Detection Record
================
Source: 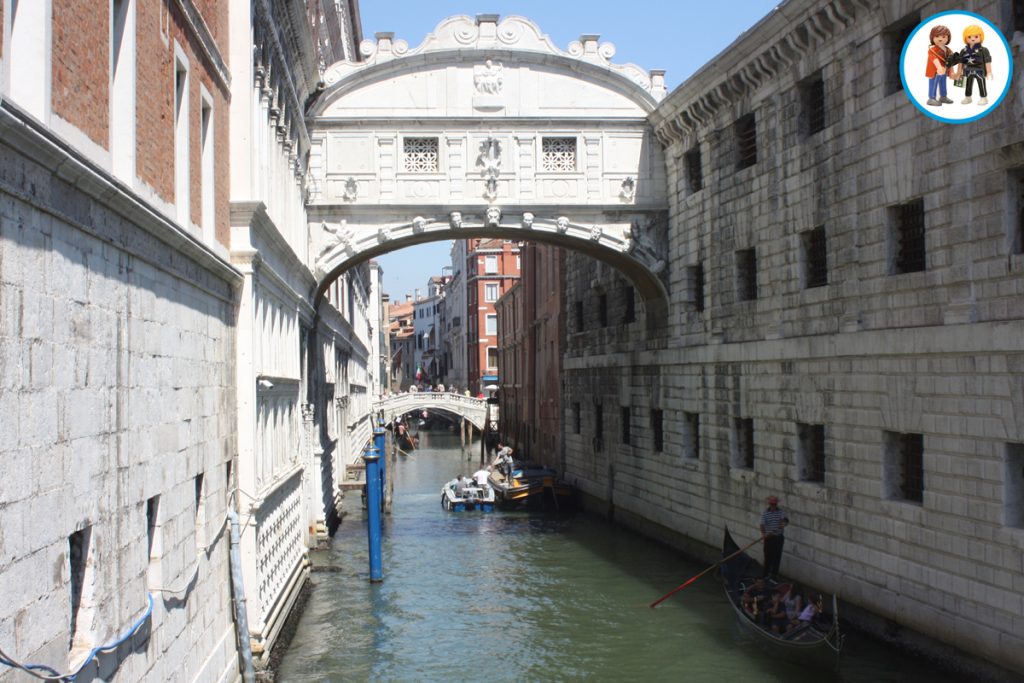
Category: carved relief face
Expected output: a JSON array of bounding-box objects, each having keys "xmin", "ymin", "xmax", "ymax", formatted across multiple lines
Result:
[
  {"xmin": 412, "ymin": 216, "xmax": 428, "ymax": 233},
  {"xmin": 378, "ymin": 227, "xmax": 392, "ymax": 242},
  {"xmin": 449, "ymin": 211, "xmax": 463, "ymax": 228},
  {"xmin": 522, "ymin": 212, "xmax": 534, "ymax": 228},
  {"xmin": 590, "ymin": 226, "xmax": 603, "ymax": 241},
  {"xmin": 556, "ymin": 216, "xmax": 570, "ymax": 233},
  {"xmin": 486, "ymin": 207, "xmax": 501, "ymax": 226}
]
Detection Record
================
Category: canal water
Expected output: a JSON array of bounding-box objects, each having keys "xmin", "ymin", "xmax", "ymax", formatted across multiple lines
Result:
[{"xmin": 278, "ymin": 433, "xmax": 972, "ymax": 682}]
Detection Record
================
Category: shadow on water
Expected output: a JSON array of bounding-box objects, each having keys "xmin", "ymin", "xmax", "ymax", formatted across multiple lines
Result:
[{"xmin": 276, "ymin": 434, "xmax": 978, "ymax": 683}]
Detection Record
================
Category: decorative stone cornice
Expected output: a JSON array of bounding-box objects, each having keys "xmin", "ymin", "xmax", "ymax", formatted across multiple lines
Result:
[
  {"xmin": 315, "ymin": 14, "xmax": 666, "ymax": 115},
  {"xmin": 651, "ymin": 0, "xmax": 868, "ymax": 149}
]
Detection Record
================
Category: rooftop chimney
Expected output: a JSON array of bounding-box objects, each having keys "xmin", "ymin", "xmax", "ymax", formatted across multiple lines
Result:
[
  {"xmin": 405, "ymin": 294, "xmax": 411, "ymax": 302},
  {"xmin": 415, "ymin": 288, "xmax": 420, "ymax": 301}
]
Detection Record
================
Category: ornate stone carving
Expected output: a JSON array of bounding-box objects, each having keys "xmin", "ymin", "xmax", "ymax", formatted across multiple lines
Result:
[
  {"xmin": 479, "ymin": 137, "xmax": 501, "ymax": 201},
  {"xmin": 486, "ymin": 207, "xmax": 501, "ymax": 227},
  {"xmin": 378, "ymin": 227, "xmax": 393, "ymax": 243},
  {"xmin": 320, "ymin": 221, "xmax": 355, "ymax": 258},
  {"xmin": 521, "ymin": 212, "xmax": 534, "ymax": 229},
  {"xmin": 624, "ymin": 218, "xmax": 667, "ymax": 274},
  {"xmin": 474, "ymin": 59, "xmax": 503, "ymax": 95},
  {"xmin": 620, "ymin": 176, "xmax": 636, "ymax": 201},
  {"xmin": 590, "ymin": 226, "xmax": 603, "ymax": 241},
  {"xmin": 556, "ymin": 216, "xmax": 570, "ymax": 234},
  {"xmin": 412, "ymin": 216, "xmax": 428, "ymax": 234},
  {"xmin": 343, "ymin": 177, "xmax": 359, "ymax": 201},
  {"xmin": 301, "ymin": 402, "xmax": 316, "ymax": 421},
  {"xmin": 449, "ymin": 211, "xmax": 463, "ymax": 228}
]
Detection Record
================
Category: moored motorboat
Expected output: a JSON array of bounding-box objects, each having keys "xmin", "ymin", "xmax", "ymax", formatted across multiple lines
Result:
[
  {"xmin": 720, "ymin": 527, "xmax": 843, "ymax": 659},
  {"xmin": 441, "ymin": 480, "xmax": 496, "ymax": 512},
  {"xmin": 489, "ymin": 463, "xmax": 575, "ymax": 510}
]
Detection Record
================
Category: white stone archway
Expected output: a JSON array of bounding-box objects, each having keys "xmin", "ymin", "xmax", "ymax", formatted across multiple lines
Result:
[{"xmin": 307, "ymin": 13, "xmax": 671, "ymax": 308}]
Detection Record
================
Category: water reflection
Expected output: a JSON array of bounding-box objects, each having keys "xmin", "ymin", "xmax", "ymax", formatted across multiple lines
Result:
[{"xmin": 277, "ymin": 434, "xmax": 974, "ymax": 682}]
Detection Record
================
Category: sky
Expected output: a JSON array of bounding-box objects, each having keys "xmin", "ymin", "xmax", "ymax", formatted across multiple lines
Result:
[{"xmin": 360, "ymin": 0, "xmax": 782, "ymax": 301}]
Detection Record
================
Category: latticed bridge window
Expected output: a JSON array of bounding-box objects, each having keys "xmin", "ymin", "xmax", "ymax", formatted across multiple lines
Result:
[
  {"xmin": 403, "ymin": 137, "xmax": 439, "ymax": 173},
  {"xmin": 541, "ymin": 137, "xmax": 576, "ymax": 172}
]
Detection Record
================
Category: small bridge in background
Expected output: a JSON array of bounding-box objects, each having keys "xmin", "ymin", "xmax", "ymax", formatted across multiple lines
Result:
[{"xmin": 373, "ymin": 392, "xmax": 498, "ymax": 431}]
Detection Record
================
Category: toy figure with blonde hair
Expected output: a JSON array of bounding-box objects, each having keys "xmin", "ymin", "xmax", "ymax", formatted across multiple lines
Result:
[
  {"xmin": 925, "ymin": 25, "xmax": 953, "ymax": 106},
  {"xmin": 950, "ymin": 24, "xmax": 993, "ymax": 105}
]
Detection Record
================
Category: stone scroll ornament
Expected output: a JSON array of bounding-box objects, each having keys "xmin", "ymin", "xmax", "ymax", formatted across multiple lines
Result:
[{"xmin": 623, "ymin": 218, "xmax": 667, "ymax": 274}]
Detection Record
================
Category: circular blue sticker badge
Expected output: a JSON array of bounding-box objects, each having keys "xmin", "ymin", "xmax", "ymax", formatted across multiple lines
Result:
[{"xmin": 899, "ymin": 11, "xmax": 1013, "ymax": 124}]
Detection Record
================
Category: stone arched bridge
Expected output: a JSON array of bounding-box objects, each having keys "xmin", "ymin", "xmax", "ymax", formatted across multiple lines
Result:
[{"xmin": 373, "ymin": 391, "xmax": 498, "ymax": 431}]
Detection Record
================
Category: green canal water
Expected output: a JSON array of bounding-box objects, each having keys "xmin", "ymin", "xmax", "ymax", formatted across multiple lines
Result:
[{"xmin": 277, "ymin": 433, "xmax": 973, "ymax": 682}]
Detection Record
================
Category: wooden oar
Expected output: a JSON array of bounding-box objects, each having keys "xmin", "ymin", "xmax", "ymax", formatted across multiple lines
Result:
[{"xmin": 649, "ymin": 535, "xmax": 764, "ymax": 608}]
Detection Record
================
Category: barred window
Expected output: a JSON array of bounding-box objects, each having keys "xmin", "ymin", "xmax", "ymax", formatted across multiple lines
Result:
[
  {"xmin": 623, "ymin": 286, "xmax": 635, "ymax": 324},
  {"xmin": 797, "ymin": 423, "xmax": 826, "ymax": 482},
  {"xmin": 684, "ymin": 145, "xmax": 702, "ymax": 193},
  {"xmin": 542, "ymin": 137, "xmax": 576, "ymax": 172},
  {"xmin": 891, "ymin": 199, "xmax": 926, "ymax": 274},
  {"xmin": 621, "ymin": 407, "xmax": 631, "ymax": 445},
  {"xmin": 1006, "ymin": 443, "xmax": 1024, "ymax": 527},
  {"xmin": 802, "ymin": 226, "xmax": 827, "ymax": 288},
  {"xmin": 689, "ymin": 263, "xmax": 705, "ymax": 312},
  {"xmin": 574, "ymin": 300, "xmax": 584, "ymax": 331},
  {"xmin": 598, "ymin": 294, "xmax": 608, "ymax": 327},
  {"xmin": 735, "ymin": 113, "xmax": 757, "ymax": 170},
  {"xmin": 884, "ymin": 14, "xmax": 919, "ymax": 95},
  {"xmin": 684, "ymin": 412, "xmax": 700, "ymax": 459},
  {"xmin": 1012, "ymin": 170, "xmax": 1024, "ymax": 255},
  {"xmin": 652, "ymin": 409, "xmax": 664, "ymax": 452},
  {"xmin": 573, "ymin": 403, "xmax": 581, "ymax": 434},
  {"xmin": 800, "ymin": 73, "xmax": 826, "ymax": 136},
  {"xmin": 736, "ymin": 248, "xmax": 758, "ymax": 301},
  {"xmin": 403, "ymin": 137, "xmax": 439, "ymax": 173},
  {"xmin": 885, "ymin": 431, "xmax": 923, "ymax": 503},
  {"xmin": 734, "ymin": 418, "xmax": 754, "ymax": 469}
]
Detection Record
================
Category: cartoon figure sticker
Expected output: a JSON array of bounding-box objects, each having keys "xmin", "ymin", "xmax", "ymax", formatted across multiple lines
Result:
[{"xmin": 900, "ymin": 11, "xmax": 1012, "ymax": 123}]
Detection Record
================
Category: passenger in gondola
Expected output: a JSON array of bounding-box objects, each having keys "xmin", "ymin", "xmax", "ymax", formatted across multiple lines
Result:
[
  {"xmin": 766, "ymin": 592, "xmax": 789, "ymax": 634},
  {"xmin": 741, "ymin": 578, "xmax": 769, "ymax": 621},
  {"xmin": 783, "ymin": 583, "xmax": 803, "ymax": 624},
  {"xmin": 795, "ymin": 592, "xmax": 823, "ymax": 628}
]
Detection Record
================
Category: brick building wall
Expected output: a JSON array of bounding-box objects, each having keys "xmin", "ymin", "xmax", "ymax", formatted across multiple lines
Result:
[
  {"xmin": 52, "ymin": 0, "xmax": 109, "ymax": 148},
  {"xmin": 563, "ymin": 0, "xmax": 1024, "ymax": 676},
  {"xmin": 465, "ymin": 239, "xmax": 520, "ymax": 393}
]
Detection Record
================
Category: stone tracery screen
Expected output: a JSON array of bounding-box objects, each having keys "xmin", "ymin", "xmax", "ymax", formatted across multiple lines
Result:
[
  {"xmin": 403, "ymin": 137, "xmax": 439, "ymax": 173},
  {"xmin": 541, "ymin": 137, "xmax": 577, "ymax": 172}
]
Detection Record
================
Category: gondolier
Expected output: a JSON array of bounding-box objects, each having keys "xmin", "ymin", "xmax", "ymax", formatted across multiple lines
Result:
[{"xmin": 759, "ymin": 495, "xmax": 788, "ymax": 580}]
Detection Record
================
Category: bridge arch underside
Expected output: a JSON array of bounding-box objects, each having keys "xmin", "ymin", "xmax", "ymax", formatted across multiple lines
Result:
[
  {"xmin": 312, "ymin": 222, "xmax": 670, "ymax": 321},
  {"xmin": 381, "ymin": 403, "xmax": 485, "ymax": 431}
]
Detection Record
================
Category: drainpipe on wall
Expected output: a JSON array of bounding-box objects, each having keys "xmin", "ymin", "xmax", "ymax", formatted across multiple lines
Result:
[{"xmin": 228, "ymin": 508, "xmax": 257, "ymax": 683}]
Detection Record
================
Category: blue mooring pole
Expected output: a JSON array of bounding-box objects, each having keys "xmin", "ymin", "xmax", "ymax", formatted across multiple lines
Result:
[
  {"xmin": 374, "ymin": 424, "xmax": 386, "ymax": 511},
  {"xmin": 362, "ymin": 447, "xmax": 384, "ymax": 582}
]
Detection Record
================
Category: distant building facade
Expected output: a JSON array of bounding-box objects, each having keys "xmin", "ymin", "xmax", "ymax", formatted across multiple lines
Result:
[{"xmin": 466, "ymin": 239, "xmax": 521, "ymax": 394}]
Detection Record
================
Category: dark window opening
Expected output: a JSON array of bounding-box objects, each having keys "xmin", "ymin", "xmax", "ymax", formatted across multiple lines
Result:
[
  {"xmin": 598, "ymin": 294, "xmax": 608, "ymax": 327},
  {"xmin": 803, "ymin": 226, "xmax": 828, "ymax": 288},
  {"xmin": 735, "ymin": 418, "xmax": 754, "ymax": 469},
  {"xmin": 884, "ymin": 14, "xmax": 919, "ymax": 95},
  {"xmin": 621, "ymin": 407, "xmax": 631, "ymax": 445},
  {"xmin": 690, "ymin": 263, "xmax": 705, "ymax": 312},
  {"xmin": 735, "ymin": 113, "xmax": 757, "ymax": 170},
  {"xmin": 1012, "ymin": 170, "xmax": 1024, "ymax": 255},
  {"xmin": 798, "ymin": 423, "xmax": 826, "ymax": 482},
  {"xmin": 574, "ymin": 300, "xmax": 583, "ymax": 331},
  {"xmin": 69, "ymin": 526, "xmax": 92, "ymax": 651},
  {"xmin": 652, "ymin": 409, "xmax": 664, "ymax": 452},
  {"xmin": 685, "ymin": 145, "xmax": 703, "ymax": 193},
  {"xmin": 623, "ymin": 286, "xmax": 636, "ymax": 323},
  {"xmin": 892, "ymin": 199, "xmax": 926, "ymax": 274},
  {"xmin": 1006, "ymin": 443, "xmax": 1024, "ymax": 527},
  {"xmin": 1012, "ymin": 0, "xmax": 1024, "ymax": 34},
  {"xmin": 684, "ymin": 412, "xmax": 700, "ymax": 459},
  {"xmin": 595, "ymin": 404, "xmax": 604, "ymax": 450},
  {"xmin": 573, "ymin": 402, "xmax": 581, "ymax": 434},
  {"xmin": 736, "ymin": 248, "xmax": 758, "ymax": 301},
  {"xmin": 886, "ymin": 431, "xmax": 924, "ymax": 503},
  {"xmin": 800, "ymin": 73, "xmax": 826, "ymax": 135}
]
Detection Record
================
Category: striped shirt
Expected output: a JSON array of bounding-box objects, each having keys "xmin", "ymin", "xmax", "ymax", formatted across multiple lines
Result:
[{"xmin": 761, "ymin": 508, "xmax": 788, "ymax": 536}]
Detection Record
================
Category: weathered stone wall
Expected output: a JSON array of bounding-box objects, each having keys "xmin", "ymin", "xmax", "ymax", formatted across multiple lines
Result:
[
  {"xmin": 0, "ymin": 104, "xmax": 239, "ymax": 681},
  {"xmin": 565, "ymin": 0, "xmax": 1024, "ymax": 676}
]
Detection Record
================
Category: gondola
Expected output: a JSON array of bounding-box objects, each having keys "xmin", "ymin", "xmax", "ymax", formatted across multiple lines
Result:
[{"xmin": 720, "ymin": 527, "xmax": 843, "ymax": 659}]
